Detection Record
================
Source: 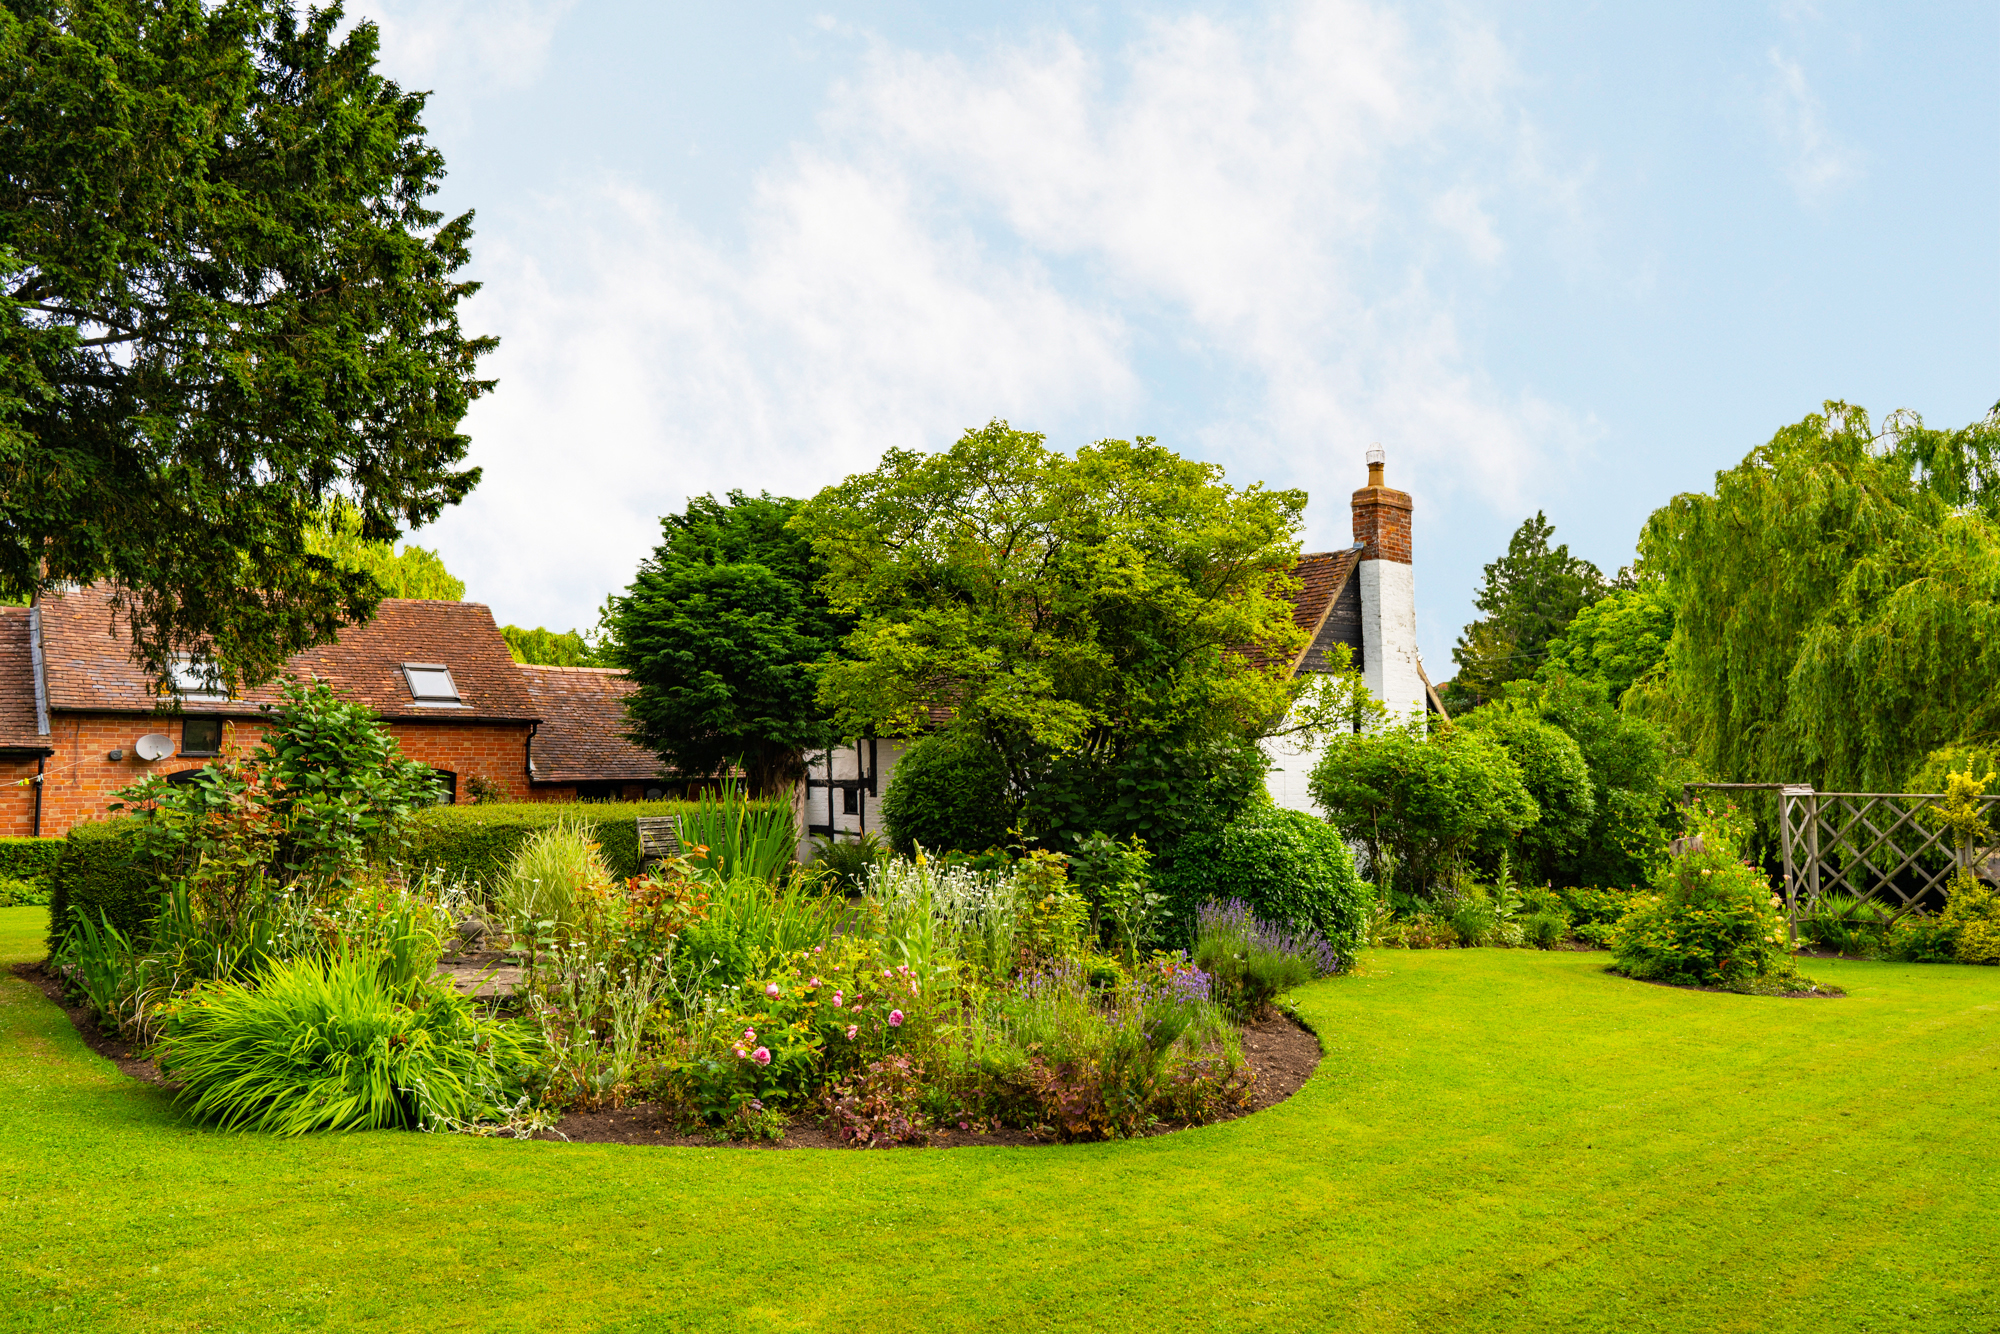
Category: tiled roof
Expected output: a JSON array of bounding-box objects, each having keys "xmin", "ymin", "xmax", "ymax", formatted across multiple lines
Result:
[
  {"xmin": 0, "ymin": 607, "xmax": 51, "ymax": 753},
  {"xmin": 517, "ymin": 665, "xmax": 664, "ymax": 783},
  {"xmin": 1243, "ymin": 547, "xmax": 1362, "ymax": 676},
  {"xmin": 37, "ymin": 585, "xmax": 538, "ymax": 723}
]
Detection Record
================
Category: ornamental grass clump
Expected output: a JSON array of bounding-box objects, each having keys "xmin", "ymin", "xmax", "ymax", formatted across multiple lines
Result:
[
  {"xmin": 1610, "ymin": 806, "xmax": 1833, "ymax": 994},
  {"xmin": 157, "ymin": 952, "xmax": 536, "ymax": 1135}
]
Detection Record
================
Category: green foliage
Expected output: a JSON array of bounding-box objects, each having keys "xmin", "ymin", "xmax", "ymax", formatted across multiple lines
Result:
[
  {"xmin": 678, "ymin": 782, "xmax": 799, "ymax": 883},
  {"xmin": 1068, "ymin": 832, "xmax": 1157, "ymax": 962},
  {"xmin": 1639, "ymin": 399, "xmax": 2000, "ymax": 796},
  {"xmin": 1801, "ymin": 892, "xmax": 1896, "ymax": 956},
  {"xmin": 157, "ymin": 955, "xmax": 534, "ymax": 1135},
  {"xmin": 0, "ymin": 876, "xmax": 48, "ymax": 907},
  {"xmin": 495, "ymin": 821, "xmax": 616, "ymax": 944},
  {"xmin": 400, "ymin": 800, "xmax": 772, "ymax": 887},
  {"xmin": 1309, "ymin": 720, "xmax": 1538, "ymax": 897},
  {"xmin": 807, "ymin": 832, "xmax": 890, "ymax": 894},
  {"xmin": 1540, "ymin": 582, "xmax": 1674, "ymax": 704},
  {"xmin": 1156, "ymin": 805, "xmax": 1369, "ymax": 967},
  {"xmin": 794, "ymin": 422, "xmax": 1305, "ymax": 848},
  {"xmin": 609, "ymin": 491, "xmax": 849, "ymax": 794},
  {"xmin": 1021, "ymin": 732, "xmax": 1269, "ymax": 855},
  {"xmin": 305, "ymin": 500, "xmax": 466, "ymax": 601},
  {"xmin": 1488, "ymin": 673, "xmax": 1689, "ymax": 887},
  {"xmin": 1447, "ymin": 512, "xmax": 1612, "ymax": 709},
  {"xmin": 1611, "ymin": 807, "xmax": 1820, "ymax": 991},
  {"xmin": 1457, "ymin": 707, "xmax": 1595, "ymax": 881},
  {"xmin": 111, "ymin": 679, "xmax": 441, "ymax": 893},
  {"xmin": 0, "ymin": 836, "xmax": 61, "ymax": 887},
  {"xmin": 46, "ymin": 819, "xmax": 155, "ymax": 949},
  {"xmin": 500, "ymin": 625, "xmax": 604, "ymax": 667},
  {"xmin": 879, "ymin": 727, "xmax": 1015, "ymax": 855},
  {"xmin": 0, "ymin": 1, "xmax": 491, "ymax": 687}
]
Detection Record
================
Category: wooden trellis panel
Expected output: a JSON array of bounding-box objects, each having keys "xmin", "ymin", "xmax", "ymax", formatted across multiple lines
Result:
[{"xmin": 1685, "ymin": 782, "xmax": 2000, "ymax": 942}]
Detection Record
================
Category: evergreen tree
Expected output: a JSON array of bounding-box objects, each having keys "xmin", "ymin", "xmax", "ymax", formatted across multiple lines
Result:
[
  {"xmin": 1445, "ymin": 513, "xmax": 1610, "ymax": 709},
  {"xmin": 609, "ymin": 492, "xmax": 850, "ymax": 795}
]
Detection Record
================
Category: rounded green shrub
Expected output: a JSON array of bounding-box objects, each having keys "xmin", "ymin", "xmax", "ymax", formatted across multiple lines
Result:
[
  {"xmin": 1157, "ymin": 805, "xmax": 1369, "ymax": 968},
  {"xmin": 879, "ymin": 728, "xmax": 1014, "ymax": 855}
]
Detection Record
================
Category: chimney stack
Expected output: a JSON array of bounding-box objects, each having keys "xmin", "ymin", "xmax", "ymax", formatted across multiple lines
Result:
[{"xmin": 1351, "ymin": 446, "xmax": 1426, "ymax": 718}]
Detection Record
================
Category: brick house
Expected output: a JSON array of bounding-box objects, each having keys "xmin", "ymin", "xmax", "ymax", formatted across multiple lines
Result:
[{"xmin": 0, "ymin": 585, "xmax": 667, "ymax": 838}]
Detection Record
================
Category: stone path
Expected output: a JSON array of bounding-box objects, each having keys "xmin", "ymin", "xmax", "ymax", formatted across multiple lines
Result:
[{"xmin": 436, "ymin": 951, "xmax": 523, "ymax": 998}]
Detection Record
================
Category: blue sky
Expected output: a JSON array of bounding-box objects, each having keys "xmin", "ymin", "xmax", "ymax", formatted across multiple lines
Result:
[{"xmin": 358, "ymin": 1, "xmax": 1999, "ymax": 674}]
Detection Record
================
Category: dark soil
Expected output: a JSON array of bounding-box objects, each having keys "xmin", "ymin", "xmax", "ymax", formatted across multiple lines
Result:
[
  {"xmin": 544, "ymin": 1012, "xmax": 1328, "ymax": 1152},
  {"xmin": 13, "ymin": 960, "xmax": 1324, "ymax": 1147},
  {"xmin": 10, "ymin": 962, "xmax": 172, "ymax": 1085},
  {"xmin": 539, "ymin": 1008, "xmax": 1323, "ymax": 1149}
]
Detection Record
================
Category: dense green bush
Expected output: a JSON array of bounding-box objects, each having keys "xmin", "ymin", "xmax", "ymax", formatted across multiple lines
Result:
[
  {"xmin": 879, "ymin": 728, "xmax": 1014, "ymax": 855},
  {"xmin": 1610, "ymin": 808, "xmax": 1825, "ymax": 993},
  {"xmin": 0, "ymin": 836, "xmax": 62, "ymax": 886},
  {"xmin": 1157, "ymin": 805, "xmax": 1368, "ymax": 966},
  {"xmin": 47, "ymin": 820, "xmax": 156, "ymax": 948},
  {"xmin": 1457, "ymin": 707, "xmax": 1596, "ymax": 881},
  {"xmin": 399, "ymin": 800, "xmax": 729, "ymax": 887},
  {"xmin": 1309, "ymin": 720, "xmax": 1538, "ymax": 896}
]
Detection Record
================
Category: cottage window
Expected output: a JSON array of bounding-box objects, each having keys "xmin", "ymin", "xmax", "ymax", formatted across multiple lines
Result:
[
  {"xmin": 181, "ymin": 717, "xmax": 224, "ymax": 756},
  {"xmin": 401, "ymin": 663, "xmax": 462, "ymax": 705},
  {"xmin": 430, "ymin": 769, "xmax": 457, "ymax": 805},
  {"xmin": 168, "ymin": 655, "xmax": 228, "ymax": 702}
]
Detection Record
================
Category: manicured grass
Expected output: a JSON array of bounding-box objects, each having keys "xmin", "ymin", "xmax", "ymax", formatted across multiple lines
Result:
[{"xmin": 2, "ymin": 902, "xmax": 1995, "ymax": 1333}]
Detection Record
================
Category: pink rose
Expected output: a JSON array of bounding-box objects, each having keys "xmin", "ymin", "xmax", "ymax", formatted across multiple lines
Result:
[
  {"xmin": 833, "ymin": 990, "xmax": 844, "ymax": 1006},
  {"xmin": 765, "ymin": 982, "xmax": 782, "ymax": 999},
  {"xmin": 753, "ymin": 1047, "xmax": 772, "ymax": 1066},
  {"xmin": 889, "ymin": 1009, "xmax": 904, "ymax": 1027},
  {"xmin": 845, "ymin": 1024, "xmax": 858, "ymax": 1040},
  {"xmin": 809, "ymin": 977, "xmax": 821, "ymax": 988},
  {"xmin": 742, "ymin": 1028, "xmax": 756, "ymax": 1042}
]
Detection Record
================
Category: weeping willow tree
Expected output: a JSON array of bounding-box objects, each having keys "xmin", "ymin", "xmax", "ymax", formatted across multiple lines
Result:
[{"xmin": 1638, "ymin": 400, "xmax": 2000, "ymax": 795}]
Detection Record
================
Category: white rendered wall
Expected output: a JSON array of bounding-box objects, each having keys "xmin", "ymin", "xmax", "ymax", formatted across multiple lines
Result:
[
  {"xmin": 1261, "ymin": 729, "xmax": 1325, "ymax": 814},
  {"xmin": 1359, "ymin": 559, "xmax": 1427, "ymax": 721}
]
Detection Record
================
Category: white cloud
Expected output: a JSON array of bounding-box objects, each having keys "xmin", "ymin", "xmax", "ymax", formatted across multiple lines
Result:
[
  {"xmin": 350, "ymin": 0, "xmax": 575, "ymax": 92},
  {"xmin": 1766, "ymin": 49, "xmax": 1862, "ymax": 203},
  {"xmin": 427, "ymin": 0, "xmax": 1596, "ymax": 627}
]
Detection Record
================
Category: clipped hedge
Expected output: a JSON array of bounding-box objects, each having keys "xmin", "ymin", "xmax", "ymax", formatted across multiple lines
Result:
[
  {"xmin": 47, "ymin": 820, "xmax": 157, "ymax": 949},
  {"xmin": 398, "ymin": 800, "xmax": 786, "ymax": 889},
  {"xmin": 1157, "ymin": 804, "xmax": 1370, "ymax": 968},
  {"xmin": 0, "ymin": 836, "xmax": 63, "ymax": 886}
]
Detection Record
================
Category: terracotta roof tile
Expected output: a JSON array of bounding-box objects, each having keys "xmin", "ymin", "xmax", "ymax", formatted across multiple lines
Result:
[
  {"xmin": 1240, "ymin": 547, "xmax": 1362, "ymax": 675},
  {"xmin": 517, "ymin": 665, "xmax": 664, "ymax": 784},
  {"xmin": 37, "ymin": 585, "xmax": 538, "ymax": 723},
  {"xmin": 0, "ymin": 607, "xmax": 51, "ymax": 753}
]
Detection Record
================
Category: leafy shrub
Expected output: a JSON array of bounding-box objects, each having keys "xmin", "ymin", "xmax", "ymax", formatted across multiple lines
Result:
[
  {"xmin": 1192, "ymin": 899, "xmax": 1336, "ymax": 1017},
  {"xmin": 47, "ymin": 819, "xmax": 156, "ymax": 948},
  {"xmin": 157, "ymin": 954, "xmax": 536, "ymax": 1134},
  {"xmin": 1937, "ymin": 872, "xmax": 2000, "ymax": 964},
  {"xmin": 1610, "ymin": 807, "xmax": 1819, "ymax": 991},
  {"xmin": 809, "ymin": 831, "xmax": 890, "ymax": 893},
  {"xmin": 1522, "ymin": 908, "xmax": 1568, "ymax": 949},
  {"xmin": 823, "ymin": 1055, "xmax": 930, "ymax": 1146},
  {"xmin": 0, "ymin": 836, "xmax": 62, "ymax": 888},
  {"xmin": 0, "ymin": 875, "xmax": 50, "ymax": 907},
  {"xmin": 1309, "ymin": 720, "xmax": 1539, "ymax": 896},
  {"xmin": 1444, "ymin": 891, "xmax": 1499, "ymax": 948},
  {"xmin": 1372, "ymin": 911, "xmax": 1457, "ymax": 949},
  {"xmin": 402, "ymin": 799, "xmax": 791, "ymax": 888},
  {"xmin": 1157, "ymin": 805, "xmax": 1368, "ymax": 967},
  {"xmin": 1069, "ymin": 831, "xmax": 1158, "ymax": 962},
  {"xmin": 1458, "ymin": 708, "xmax": 1596, "ymax": 881},
  {"xmin": 879, "ymin": 727, "xmax": 1015, "ymax": 855},
  {"xmin": 1801, "ymin": 892, "xmax": 1895, "ymax": 956}
]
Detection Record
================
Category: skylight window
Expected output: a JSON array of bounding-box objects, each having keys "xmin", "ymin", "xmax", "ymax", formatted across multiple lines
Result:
[
  {"xmin": 402, "ymin": 663, "xmax": 462, "ymax": 705},
  {"xmin": 168, "ymin": 656, "xmax": 228, "ymax": 701}
]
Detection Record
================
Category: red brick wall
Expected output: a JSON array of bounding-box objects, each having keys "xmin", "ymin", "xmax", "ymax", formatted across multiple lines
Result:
[
  {"xmin": 1351, "ymin": 485, "xmax": 1414, "ymax": 564},
  {"xmin": 0, "ymin": 757, "xmax": 39, "ymax": 838},
  {"xmin": 31, "ymin": 712, "xmax": 534, "ymax": 836}
]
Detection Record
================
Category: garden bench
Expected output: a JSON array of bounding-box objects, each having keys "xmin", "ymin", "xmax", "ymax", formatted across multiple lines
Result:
[{"xmin": 636, "ymin": 815, "xmax": 683, "ymax": 871}]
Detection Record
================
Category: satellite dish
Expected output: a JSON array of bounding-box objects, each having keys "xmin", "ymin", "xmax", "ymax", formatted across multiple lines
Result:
[{"xmin": 134, "ymin": 733, "xmax": 175, "ymax": 762}]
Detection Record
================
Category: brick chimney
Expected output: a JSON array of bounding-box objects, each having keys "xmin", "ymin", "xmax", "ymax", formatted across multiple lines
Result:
[{"xmin": 1351, "ymin": 446, "xmax": 1426, "ymax": 718}]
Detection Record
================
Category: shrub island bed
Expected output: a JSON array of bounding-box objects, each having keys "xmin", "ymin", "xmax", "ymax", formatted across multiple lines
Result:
[{"xmin": 43, "ymin": 681, "xmax": 1361, "ymax": 1146}]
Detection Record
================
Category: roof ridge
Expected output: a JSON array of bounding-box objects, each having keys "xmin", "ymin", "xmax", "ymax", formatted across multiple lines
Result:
[{"xmin": 516, "ymin": 663, "xmax": 622, "ymax": 674}]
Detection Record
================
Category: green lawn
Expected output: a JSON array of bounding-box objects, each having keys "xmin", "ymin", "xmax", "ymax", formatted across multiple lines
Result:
[{"xmin": 2, "ymin": 903, "xmax": 1995, "ymax": 1333}]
